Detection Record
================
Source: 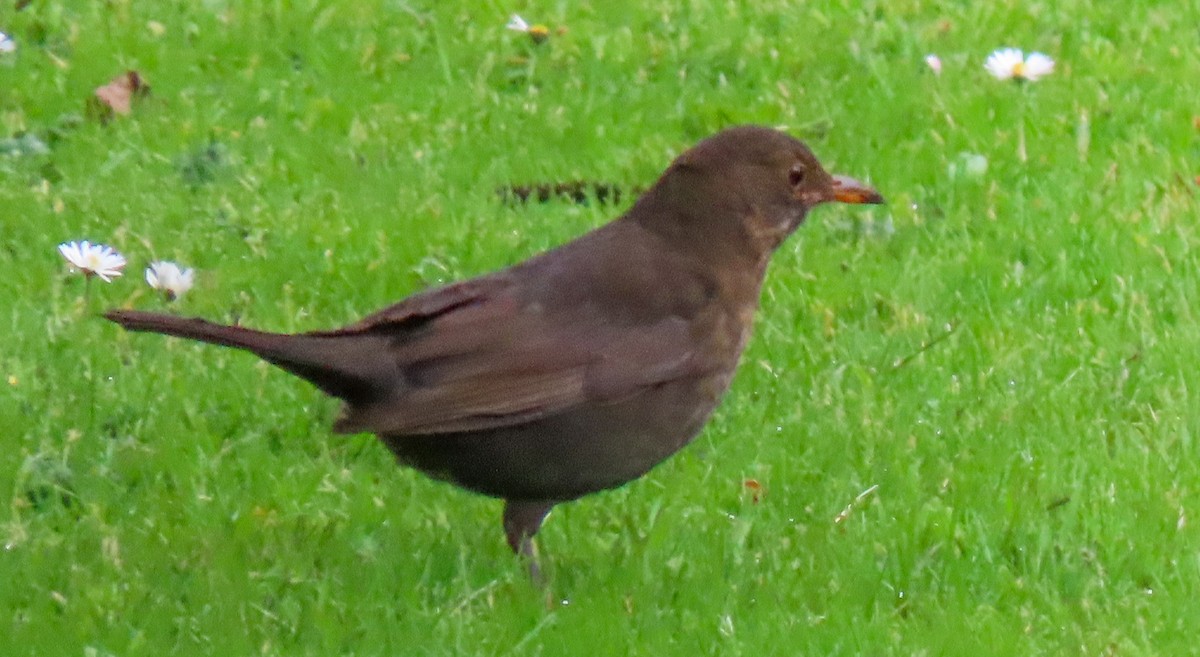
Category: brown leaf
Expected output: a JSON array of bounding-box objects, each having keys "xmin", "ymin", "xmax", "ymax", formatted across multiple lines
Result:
[
  {"xmin": 88, "ymin": 70, "xmax": 150, "ymax": 122},
  {"xmin": 743, "ymin": 478, "xmax": 764, "ymax": 504}
]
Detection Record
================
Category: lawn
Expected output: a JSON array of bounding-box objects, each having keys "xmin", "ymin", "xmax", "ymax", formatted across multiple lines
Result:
[{"xmin": 3, "ymin": 1, "xmax": 1199, "ymax": 655}]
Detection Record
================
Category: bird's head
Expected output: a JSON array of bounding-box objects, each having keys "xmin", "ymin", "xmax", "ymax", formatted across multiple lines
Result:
[{"xmin": 634, "ymin": 125, "xmax": 884, "ymax": 259}]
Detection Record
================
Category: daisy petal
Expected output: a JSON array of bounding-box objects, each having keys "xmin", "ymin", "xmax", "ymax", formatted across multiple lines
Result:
[
  {"xmin": 1023, "ymin": 52, "xmax": 1055, "ymax": 81},
  {"xmin": 506, "ymin": 14, "xmax": 530, "ymax": 32}
]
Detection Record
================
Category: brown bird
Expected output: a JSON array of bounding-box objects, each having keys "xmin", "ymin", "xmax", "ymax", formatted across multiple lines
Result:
[{"xmin": 106, "ymin": 125, "xmax": 882, "ymax": 580}]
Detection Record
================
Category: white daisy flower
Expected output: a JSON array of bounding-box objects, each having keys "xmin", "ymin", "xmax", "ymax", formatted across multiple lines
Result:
[
  {"xmin": 0, "ymin": 31, "xmax": 15, "ymax": 54},
  {"xmin": 145, "ymin": 261, "xmax": 195, "ymax": 300},
  {"xmin": 985, "ymin": 48, "xmax": 1054, "ymax": 82},
  {"xmin": 506, "ymin": 14, "xmax": 530, "ymax": 32},
  {"xmin": 58, "ymin": 240, "xmax": 127, "ymax": 282},
  {"xmin": 924, "ymin": 54, "xmax": 942, "ymax": 75},
  {"xmin": 505, "ymin": 13, "xmax": 549, "ymax": 43}
]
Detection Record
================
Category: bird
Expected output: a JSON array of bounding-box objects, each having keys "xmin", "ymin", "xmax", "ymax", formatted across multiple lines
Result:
[{"xmin": 105, "ymin": 125, "xmax": 883, "ymax": 581}]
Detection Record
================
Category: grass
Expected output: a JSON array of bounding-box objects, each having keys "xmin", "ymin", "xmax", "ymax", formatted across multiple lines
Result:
[{"xmin": 3, "ymin": 1, "xmax": 1199, "ymax": 654}]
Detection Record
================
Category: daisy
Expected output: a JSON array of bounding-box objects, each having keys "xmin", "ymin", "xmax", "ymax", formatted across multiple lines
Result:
[
  {"xmin": 505, "ymin": 14, "xmax": 550, "ymax": 44},
  {"xmin": 924, "ymin": 54, "xmax": 942, "ymax": 75},
  {"xmin": 985, "ymin": 48, "xmax": 1054, "ymax": 82},
  {"xmin": 58, "ymin": 241, "xmax": 126, "ymax": 282},
  {"xmin": 145, "ymin": 261, "xmax": 195, "ymax": 300},
  {"xmin": 0, "ymin": 31, "xmax": 15, "ymax": 54}
]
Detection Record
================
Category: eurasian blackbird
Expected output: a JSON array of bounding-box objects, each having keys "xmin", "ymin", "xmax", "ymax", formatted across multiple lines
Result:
[{"xmin": 106, "ymin": 125, "xmax": 883, "ymax": 579}]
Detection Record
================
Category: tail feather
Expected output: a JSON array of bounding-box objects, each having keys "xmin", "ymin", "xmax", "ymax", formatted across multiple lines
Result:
[{"xmin": 104, "ymin": 309, "xmax": 395, "ymax": 404}]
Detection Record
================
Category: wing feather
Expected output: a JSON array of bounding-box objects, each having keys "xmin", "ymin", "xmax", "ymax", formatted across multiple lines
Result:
[{"xmin": 326, "ymin": 222, "xmax": 721, "ymax": 436}]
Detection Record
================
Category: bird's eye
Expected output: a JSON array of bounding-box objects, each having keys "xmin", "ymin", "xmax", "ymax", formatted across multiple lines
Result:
[{"xmin": 788, "ymin": 163, "xmax": 806, "ymax": 187}]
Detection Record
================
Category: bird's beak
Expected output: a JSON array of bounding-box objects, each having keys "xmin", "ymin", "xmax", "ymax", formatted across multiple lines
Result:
[{"xmin": 830, "ymin": 175, "xmax": 885, "ymax": 205}]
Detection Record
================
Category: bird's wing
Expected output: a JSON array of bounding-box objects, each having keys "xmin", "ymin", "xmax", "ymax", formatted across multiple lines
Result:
[
  {"xmin": 331, "ymin": 276, "xmax": 510, "ymax": 331},
  {"xmin": 322, "ymin": 273, "xmax": 712, "ymax": 437}
]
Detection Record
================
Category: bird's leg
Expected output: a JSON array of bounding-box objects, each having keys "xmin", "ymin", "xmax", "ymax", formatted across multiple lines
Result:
[{"xmin": 503, "ymin": 500, "xmax": 555, "ymax": 585}]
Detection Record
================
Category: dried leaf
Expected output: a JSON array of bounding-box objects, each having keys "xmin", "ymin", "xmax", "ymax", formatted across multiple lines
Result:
[
  {"xmin": 88, "ymin": 70, "xmax": 150, "ymax": 122},
  {"xmin": 743, "ymin": 478, "xmax": 764, "ymax": 504}
]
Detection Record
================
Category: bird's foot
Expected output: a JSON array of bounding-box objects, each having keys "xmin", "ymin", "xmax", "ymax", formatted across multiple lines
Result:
[{"xmin": 503, "ymin": 499, "xmax": 555, "ymax": 586}]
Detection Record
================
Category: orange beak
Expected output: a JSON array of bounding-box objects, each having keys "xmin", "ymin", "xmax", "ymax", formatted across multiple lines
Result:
[{"xmin": 830, "ymin": 175, "xmax": 885, "ymax": 204}]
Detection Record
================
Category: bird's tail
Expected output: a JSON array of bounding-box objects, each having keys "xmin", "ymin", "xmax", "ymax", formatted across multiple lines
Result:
[{"xmin": 104, "ymin": 309, "xmax": 393, "ymax": 404}]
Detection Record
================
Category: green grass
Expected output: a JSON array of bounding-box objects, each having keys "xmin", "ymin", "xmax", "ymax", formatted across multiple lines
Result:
[{"xmin": 3, "ymin": 1, "xmax": 1200, "ymax": 654}]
